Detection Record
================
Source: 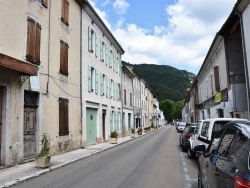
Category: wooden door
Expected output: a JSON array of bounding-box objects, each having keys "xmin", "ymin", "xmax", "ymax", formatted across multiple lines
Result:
[{"xmin": 23, "ymin": 108, "xmax": 36, "ymax": 159}]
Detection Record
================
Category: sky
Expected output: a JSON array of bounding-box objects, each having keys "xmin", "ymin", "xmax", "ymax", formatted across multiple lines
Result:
[{"xmin": 88, "ymin": 0, "xmax": 237, "ymax": 74}]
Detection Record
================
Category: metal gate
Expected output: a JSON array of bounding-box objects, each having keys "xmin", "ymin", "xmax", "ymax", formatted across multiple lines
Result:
[
  {"xmin": 86, "ymin": 108, "xmax": 97, "ymax": 145},
  {"xmin": 23, "ymin": 108, "xmax": 36, "ymax": 159}
]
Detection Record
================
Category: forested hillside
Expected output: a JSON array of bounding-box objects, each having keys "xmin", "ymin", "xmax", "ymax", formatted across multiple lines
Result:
[{"xmin": 122, "ymin": 61, "xmax": 196, "ymax": 102}]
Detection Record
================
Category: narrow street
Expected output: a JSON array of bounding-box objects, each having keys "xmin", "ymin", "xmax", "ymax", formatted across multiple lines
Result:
[{"xmin": 13, "ymin": 126, "xmax": 198, "ymax": 188}]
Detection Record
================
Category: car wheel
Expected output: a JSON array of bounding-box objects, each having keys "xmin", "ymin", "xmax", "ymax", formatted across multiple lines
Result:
[
  {"xmin": 181, "ymin": 141, "xmax": 186, "ymax": 152},
  {"xmin": 198, "ymin": 169, "xmax": 203, "ymax": 188},
  {"xmin": 179, "ymin": 137, "xmax": 182, "ymax": 147},
  {"xmin": 188, "ymin": 146, "xmax": 195, "ymax": 159}
]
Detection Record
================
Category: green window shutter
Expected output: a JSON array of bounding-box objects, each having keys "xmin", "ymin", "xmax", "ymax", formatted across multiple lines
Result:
[
  {"xmin": 100, "ymin": 73, "xmax": 103, "ymax": 96},
  {"xmin": 100, "ymin": 39, "xmax": 103, "ymax": 61},
  {"xmin": 114, "ymin": 112, "xmax": 117, "ymax": 131},
  {"xmin": 113, "ymin": 81, "xmax": 116, "ymax": 100},
  {"xmin": 95, "ymin": 33, "xmax": 98, "ymax": 57},
  {"xmin": 88, "ymin": 26, "xmax": 92, "ymax": 52},
  {"xmin": 95, "ymin": 70, "xmax": 98, "ymax": 94},
  {"xmin": 113, "ymin": 53, "xmax": 116, "ymax": 71},
  {"xmin": 118, "ymin": 58, "xmax": 121, "ymax": 76},
  {"xmin": 109, "ymin": 79, "xmax": 112, "ymax": 99},
  {"xmin": 106, "ymin": 76, "xmax": 109, "ymax": 98},
  {"xmin": 109, "ymin": 50, "xmax": 112, "ymax": 68},
  {"xmin": 110, "ymin": 111, "xmax": 113, "ymax": 131},
  {"xmin": 105, "ymin": 46, "xmax": 108, "ymax": 66},
  {"xmin": 88, "ymin": 65, "xmax": 91, "ymax": 92}
]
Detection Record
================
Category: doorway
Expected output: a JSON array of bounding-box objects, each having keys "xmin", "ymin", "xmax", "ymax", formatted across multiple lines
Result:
[
  {"xmin": 23, "ymin": 91, "xmax": 38, "ymax": 159},
  {"xmin": 0, "ymin": 87, "xmax": 2, "ymax": 165},
  {"xmin": 23, "ymin": 107, "xmax": 36, "ymax": 159},
  {"xmin": 102, "ymin": 110, "xmax": 106, "ymax": 142},
  {"xmin": 86, "ymin": 108, "xmax": 97, "ymax": 145}
]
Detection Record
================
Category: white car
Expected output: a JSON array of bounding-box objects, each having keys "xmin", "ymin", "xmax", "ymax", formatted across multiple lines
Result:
[
  {"xmin": 187, "ymin": 118, "xmax": 247, "ymax": 159},
  {"xmin": 176, "ymin": 122, "xmax": 186, "ymax": 132}
]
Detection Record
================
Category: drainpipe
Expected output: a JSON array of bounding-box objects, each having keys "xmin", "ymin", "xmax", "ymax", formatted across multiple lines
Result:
[
  {"xmin": 121, "ymin": 66, "xmax": 124, "ymax": 137},
  {"xmin": 237, "ymin": 12, "xmax": 250, "ymax": 120},
  {"xmin": 45, "ymin": 0, "xmax": 52, "ymax": 96},
  {"xmin": 80, "ymin": 6, "xmax": 83, "ymax": 132}
]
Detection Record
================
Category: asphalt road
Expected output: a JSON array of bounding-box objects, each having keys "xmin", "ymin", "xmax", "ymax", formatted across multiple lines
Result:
[{"xmin": 14, "ymin": 126, "xmax": 198, "ymax": 188}]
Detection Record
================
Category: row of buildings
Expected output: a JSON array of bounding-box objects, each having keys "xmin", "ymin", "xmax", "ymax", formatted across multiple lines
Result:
[
  {"xmin": 0, "ymin": 0, "xmax": 164, "ymax": 167},
  {"xmin": 182, "ymin": 0, "xmax": 250, "ymax": 123}
]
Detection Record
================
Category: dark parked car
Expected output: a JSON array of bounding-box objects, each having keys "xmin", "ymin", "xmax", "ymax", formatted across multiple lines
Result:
[
  {"xmin": 179, "ymin": 124, "xmax": 196, "ymax": 151},
  {"xmin": 194, "ymin": 121, "xmax": 250, "ymax": 188}
]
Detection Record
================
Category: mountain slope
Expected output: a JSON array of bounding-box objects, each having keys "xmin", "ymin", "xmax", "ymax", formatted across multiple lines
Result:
[{"xmin": 122, "ymin": 62, "xmax": 196, "ymax": 102}]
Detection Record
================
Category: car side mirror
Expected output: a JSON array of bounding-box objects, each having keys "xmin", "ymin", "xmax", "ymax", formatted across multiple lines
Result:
[{"xmin": 194, "ymin": 145, "xmax": 206, "ymax": 154}]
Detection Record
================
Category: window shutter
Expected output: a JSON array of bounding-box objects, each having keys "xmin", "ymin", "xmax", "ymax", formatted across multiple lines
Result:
[
  {"xmin": 100, "ymin": 73, "xmax": 103, "ymax": 96},
  {"xmin": 214, "ymin": 66, "xmax": 220, "ymax": 91},
  {"xmin": 95, "ymin": 70, "xmax": 98, "ymax": 94},
  {"xmin": 59, "ymin": 98, "xmax": 69, "ymax": 136},
  {"xmin": 88, "ymin": 65, "xmax": 92, "ymax": 92},
  {"xmin": 95, "ymin": 33, "xmax": 98, "ymax": 57},
  {"xmin": 42, "ymin": 0, "xmax": 48, "ymax": 8},
  {"xmin": 26, "ymin": 18, "xmax": 36, "ymax": 63},
  {"xmin": 105, "ymin": 46, "xmax": 108, "ymax": 66},
  {"xmin": 113, "ymin": 81, "xmax": 116, "ymax": 100},
  {"xmin": 106, "ymin": 76, "xmax": 109, "ymax": 98},
  {"xmin": 109, "ymin": 79, "xmax": 112, "ymax": 99},
  {"xmin": 88, "ymin": 26, "xmax": 92, "ymax": 52},
  {"xmin": 61, "ymin": 0, "xmax": 65, "ymax": 23},
  {"xmin": 65, "ymin": 0, "xmax": 69, "ymax": 26},
  {"xmin": 100, "ymin": 39, "xmax": 103, "ymax": 61},
  {"xmin": 109, "ymin": 50, "xmax": 112, "ymax": 68},
  {"xmin": 110, "ymin": 111, "xmax": 113, "ymax": 131},
  {"xmin": 35, "ymin": 23, "xmax": 41, "ymax": 65},
  {"xmin": 114, "ymin": 112, "xmax": 117, "ymax": 131},
  {"xmin": 60, "ymin": 41, "xmax": 68, "ymax": 76}
]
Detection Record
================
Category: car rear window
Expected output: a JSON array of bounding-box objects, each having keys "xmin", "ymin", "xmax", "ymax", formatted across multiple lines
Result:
[{"xmin": 189, "ymin": 127, "xmax": 195, "ymax": 133}]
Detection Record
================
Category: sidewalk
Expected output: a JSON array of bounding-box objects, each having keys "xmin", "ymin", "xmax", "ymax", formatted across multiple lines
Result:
[{"xmin": 0, "ymin": 133, "xmax": 147, "ymax": 188}]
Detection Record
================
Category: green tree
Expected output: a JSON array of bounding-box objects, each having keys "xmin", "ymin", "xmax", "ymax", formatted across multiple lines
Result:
[
  {"xmin": 160, "ymin": 99, "xmax": 174, "ymax": 122},
  {"xmin": 173, "ymin": 100, "xmax": 184, "ymax": 121}
]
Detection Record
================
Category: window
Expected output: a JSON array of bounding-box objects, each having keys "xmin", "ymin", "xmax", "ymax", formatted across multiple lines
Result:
[
  {"xmin": 110, "ymin": 50, "xmax": 114, "ymax": 69},
  {"xmin": 88, "ymin": 27, "xmax": 98, "ymax": 57},
  {"xmin": 59, "ymin": 98, "xmax": 69, "ymax": 136},
  {"xmin": 214, "ymin": 66, "xmax": 220, "ymax": 91},
  {"xmin": 26, "ymin": 18, "xmax": 41, "ymax": 65},
  {"xmin": 110, "ymin": 79, "xmax": 114, "ymax": 99},
  {"xmin": 110, "ymin": 111, "xmax": 114, "ymax": 131},
  {"xmin": 208, "ymin": 129, "xmax": 224, "ymax": 154},
  {"xmin": 217, "ymin": 129, "xmax": 236, "ymax": 158},
  {"xmin": 117, "ymin": 56, "xmax": 120, "ymax": 75},
  {"xmin": 88, "ymin": 65, "xmax": 98, "ymax": 94},
  {"xmin": 61, "ymin": 0, "xmax": 69, "ymax": 26},
  {"xmin": 201, "ymin": 122, "xmax": 210, "ymax": 137},
  {"xmin": 210, "ymin": 74, "xmax": 214, "ymax": 95},
  {"xmin": 60, "ymin": 40, "xmax": 69, "ymax": 76},
  {"xmin": 130, "ymin": 93, "xmax": 132, "ymax": 106},
  {"xmin": 100, "ymin": 41, "xmax": 106, "ymax": 63},
  {"xmin": 124, "ymin": 89, "xmax": 127, "ymax": 105},
  {"xmin": 199, "ymin": 85, "xmax": 202, "ymax": 102},
  {"xmin": 100, "ymin": 73, "xmax": 106, "ymax": 96},
  {"xmin": 117, "ymin": 83, "xmax": 120, "ymax": 101}
]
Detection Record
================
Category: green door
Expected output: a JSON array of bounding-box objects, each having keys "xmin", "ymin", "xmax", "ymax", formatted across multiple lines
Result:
[{"xmin": 86, "ymin": 108, "xmax": 97, "ymax": 145}]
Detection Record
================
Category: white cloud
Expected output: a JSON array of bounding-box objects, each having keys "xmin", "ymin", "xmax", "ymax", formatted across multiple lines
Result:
[
  {"xmin": 112, "ymin": 0, "xmax": 236, "ymax": 73},
  {"xmin": 113, "ymin": 0, "xmax": 130, "ymax": 15},
  {"xmin": 89, "ymin": 0, "xmax": 236, "ymax": 73}
]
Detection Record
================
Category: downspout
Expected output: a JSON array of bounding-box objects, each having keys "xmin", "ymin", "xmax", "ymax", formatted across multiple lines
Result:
[
  {"xmin": 121, "ymin": 65, "xmax": 124, "ymax": 137},
  {"xmin": 45, "ymin": 0, "xmax": 52, "ymax": 95},
  {"xmin": 237, "ymin": 11, "xmax": 250, "ymax": 120},
  {"xmin": 80, "ymin": 6, "xmax": 83, "ymax": 133}
]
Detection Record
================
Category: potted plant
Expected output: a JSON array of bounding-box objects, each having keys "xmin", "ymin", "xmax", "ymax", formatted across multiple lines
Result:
[
  {"xmin": 36, "ymin": 134, "xmax": 51, "ymax": 168},
  {"xmin": 130, "ymin": 128, "xmax": 135, "ymax": 138},
  {"xmin": 137, "ymin": 127, "xmax": 142, "ymax": 135},
  {"xmin": 109, "ymin": 130, "xmax": 118, "ymax": 144}
]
